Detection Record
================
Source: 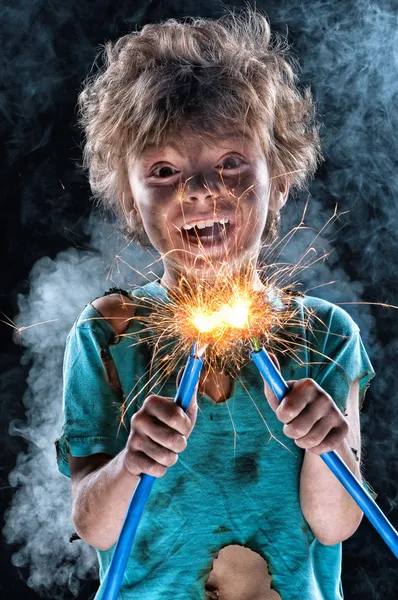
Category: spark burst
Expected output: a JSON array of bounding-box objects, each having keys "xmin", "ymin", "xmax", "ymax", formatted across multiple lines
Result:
[{"xmin": 134, "ymin": 266, "xmax": 305, "ymax": 377}]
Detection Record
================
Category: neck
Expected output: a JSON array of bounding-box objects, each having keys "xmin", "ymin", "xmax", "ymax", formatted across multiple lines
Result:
[{"xmin": 160, "ymin": 259, "xmax": 266, "ymax": 292}]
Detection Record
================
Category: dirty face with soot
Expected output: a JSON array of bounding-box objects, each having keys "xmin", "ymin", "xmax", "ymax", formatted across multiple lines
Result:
[{"xmin": 126, "ymin": 129, "xmax": 287, "ymax": 288}]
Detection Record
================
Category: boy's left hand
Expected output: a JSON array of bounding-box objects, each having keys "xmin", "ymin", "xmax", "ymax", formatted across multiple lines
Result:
[{"xmin": 263, "ymin": 354, "xmax": 349, "ymax": 455}]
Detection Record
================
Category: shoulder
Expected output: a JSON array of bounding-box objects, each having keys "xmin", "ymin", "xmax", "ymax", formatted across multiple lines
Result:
[
  {"xmin": 91, "ymin": 292, "xmax": 136, "ymax": 336},
  {"xmin": 292, "ymin": 294, "xmax": 359, "ymax": 336}
]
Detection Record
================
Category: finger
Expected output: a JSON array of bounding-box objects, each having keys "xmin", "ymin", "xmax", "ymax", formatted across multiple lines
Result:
[
  {"xmin": 137, "ymin": 411, "xmax": 188, "ymax": 453},
  {"xmin": 124, "ymin": 450, "xmax": 167, "ymax": 478},
  {"xmin": 305, "ymin": 426, "xmax": 347, "ymax": 455},
  {"xmin": 294, "ymin": 415, "xmax": 336, "ymax": 450},
  {"xmin": 282, "ymin": 396, "xmax": 331, "ymax": 439},
  {"xmin": 131, "ymin": 434, "xmax": 179, "ymax": 467},
  {"xmin": 275, "ymin": 379, "xmax": 319, "ymax": 424},
  {"xmin": 144, "ymin": 395, "xmax": 192, "ymax": 436}
]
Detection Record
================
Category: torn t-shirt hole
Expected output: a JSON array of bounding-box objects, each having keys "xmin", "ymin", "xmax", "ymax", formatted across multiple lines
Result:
[
  {"xmin": 350, "ymin": 447, "xmax": 360, "ymax": 462},
  {"xmin": 100, "ymin": 347, "xmax": 123, "ymax": 393},
  {"xmin": 204, "ymin": 545, "xmax": 282, "ymax": 600}
]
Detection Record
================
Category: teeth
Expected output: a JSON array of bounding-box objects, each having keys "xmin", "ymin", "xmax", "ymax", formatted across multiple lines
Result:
[{"xmin": 182, "ymin": 218, "xmax": 229, "ymax": 231}]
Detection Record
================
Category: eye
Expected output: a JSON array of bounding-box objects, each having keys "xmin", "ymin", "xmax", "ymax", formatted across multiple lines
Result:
[
  {"xmin": 217, "ymin": 155, "xmax": 245, "ymax": 172},
  {"xmin": 150, "ymin": 164, "xmax": 179, "ymax": 178}
]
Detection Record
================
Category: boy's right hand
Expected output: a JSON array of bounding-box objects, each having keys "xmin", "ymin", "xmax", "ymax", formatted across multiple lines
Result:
[{"xmin": 123, "ymin": 384, "xmax": 198, "ymax": 478}]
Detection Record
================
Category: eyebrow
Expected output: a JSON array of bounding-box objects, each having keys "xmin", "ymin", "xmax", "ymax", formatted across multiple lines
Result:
[{"xmin": 141, "ymin": 131, "xmax": 253, "ymax": 162}]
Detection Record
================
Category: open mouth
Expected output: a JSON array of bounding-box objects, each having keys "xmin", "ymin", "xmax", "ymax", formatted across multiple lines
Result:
[{"xmin": 181, "ymin": 219, "xmax": 232, "ymax": 247}]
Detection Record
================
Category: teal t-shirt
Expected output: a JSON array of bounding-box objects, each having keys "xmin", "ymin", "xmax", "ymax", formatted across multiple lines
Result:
[{"xmin": 55, "ymin": 280, "xmax": 376, "ymax": 600}]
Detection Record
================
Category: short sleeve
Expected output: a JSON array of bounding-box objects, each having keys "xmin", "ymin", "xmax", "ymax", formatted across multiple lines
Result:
[
  {"xmin": 55, "ymin": 303, "xmax": 126, "ymax": 479},
  {"xmin": 308, "ymin": 303, "xmax": 375, "ymax": 413}
]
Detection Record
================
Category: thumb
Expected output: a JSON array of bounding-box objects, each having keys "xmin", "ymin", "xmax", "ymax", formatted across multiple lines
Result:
[
  {"xmin": 262, "ymin": 352, "xmax": 281, "ymax": 412},
  {"xmin": 176, "ymin": 366, "xmax": 198, "ymax": 431}
]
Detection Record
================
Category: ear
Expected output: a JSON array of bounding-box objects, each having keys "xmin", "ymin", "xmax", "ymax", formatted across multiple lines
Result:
[
  {"xmin": 120, "ymin": 190, "xmax": 143, "ymax": 227},
  {"xmin": 268, "ymin": 181, "xmax": 290, "ymax": 212}
]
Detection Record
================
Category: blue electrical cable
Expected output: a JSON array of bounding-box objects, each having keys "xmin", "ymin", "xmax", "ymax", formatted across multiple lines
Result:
[{"xmin": 102, "ymin": 343, "xmax": 205, "ymax": 599}]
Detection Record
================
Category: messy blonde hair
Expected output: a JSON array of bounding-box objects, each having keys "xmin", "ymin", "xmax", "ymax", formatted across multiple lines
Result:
[{"xmin": 77, "ymin": 5, "xmax": 323, "ymax": 246}]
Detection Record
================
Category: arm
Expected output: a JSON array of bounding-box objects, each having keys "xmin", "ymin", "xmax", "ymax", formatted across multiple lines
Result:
[
  {"xmin": 69, "ymin": 450, "xmax": 140, "ymax": 551},
  {"xmin": 68, "ymin": 294, "xmax": 140, "ymax": 551},
  {"xmin": 262, "ymin": 357, "xmax": 365, "ymax": 547},
  {"xmin": 299, "ymin": 379, "xmax": 364, "ymax": 545},
  {"xmin": 70, "ymin": 395, "xmax": 196, "ymax": 550},
  {"xmin": 69, "ymin": 294, "xmax": 197, "ymax": 551}
]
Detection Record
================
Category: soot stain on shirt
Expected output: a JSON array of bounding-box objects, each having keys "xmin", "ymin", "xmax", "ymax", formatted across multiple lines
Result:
[
  {"xmin": 233, "ymin": 453, "xmax": 259, "ymax": 483},
  {"xmin": 153, "ymin": 475, "xmax": 186, "ymax": 511},
  {"xmin": 213, "ymin": 525, "xmax": 232, "ymax": 534},
  {"xmin": 135, "ymin": 536, "xmax": 151, "ymax": 559}
]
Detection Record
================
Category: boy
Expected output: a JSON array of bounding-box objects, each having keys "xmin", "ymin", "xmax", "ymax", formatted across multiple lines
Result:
[{"xmin": 55, "ymin": 8, "xmax": 375, "ymax": 599}]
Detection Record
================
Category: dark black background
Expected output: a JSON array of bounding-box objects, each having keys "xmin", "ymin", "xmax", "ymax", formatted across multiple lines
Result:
[{"xmin": 1, "ymin": 1, "xmax": 398, "ymax": 598}]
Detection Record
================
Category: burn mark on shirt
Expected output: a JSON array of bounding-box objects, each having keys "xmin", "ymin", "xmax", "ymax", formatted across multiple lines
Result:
[
  {"xmin": 135, "ymin": 536, "xmax": 151, "ymax": 559},
  {"xmin": 152, "ymin": 475, "xmax": 186, "ymax": 511}
]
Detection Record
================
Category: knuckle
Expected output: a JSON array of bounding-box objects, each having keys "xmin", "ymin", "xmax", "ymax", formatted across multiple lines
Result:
[
  {"xmin": 145, "ymin": 457, "xmax": 167, "ymax": 478},
  {"xmin": 143, "ymin": 395, "xmax": 157, "ymax": 409},
  {"xmin": 150, "ymin": 463, "xmax": 167, "ymax": 478},
  {"xmin": 291, "ymin": 425, "xmax": 307, "ymax": 439},
  {"xmin": 300, "ymin": 378, "xmax": 315, "ymax": 392},
  {"xmin": 278, "ymin": 405, "xmax": 294, "ymax": 422},
  {"xmin": 168, "ymin": 413, "xmax": 183, "ymax": 431},
  {"xmin": 168, "ymin": 452, "xmax": 179, "ymax": 466},
  {"xmin": 169, "ymin": 433, "xmax": 187, "ymax": 452},
  {"xmin": 305, "ymin": 434, "xmax": 322, "ymax": 447},
  {"xmin": 155, "ymin": 463, "xmax": 168, "ymax": 478},
  {"xmin": 317, "ymin": 393, "xmax": 331, "ymax": 410},
  {"xmin": 130, "ymin": 411, "xmax": 142, "ymax": 427},
  {"xmin": 169, "ymin": 409, "xmax": 190, "ymax": 434},
  {"xmin": 165, "ymin": 432, "xmax": 180, "ymax": 450},
  {"xmin": 282, "ymin": 423, "xmax": 293, "ymax": 437},
  {"xmin": 156, "ymin": 446, "xmax": 177, "ymax": 466},
  {"xmin": 341, "ymin": 420, "xmax": 350, "ymax": 436},
  {"xmin": 130, "ymin": 434, "xmax": 144, "ymax": 451},
  {"xmin": 153, "ymin": 445, "xmax": 166, "ymax": 462},
  {"xmin": 132, "ymin": 408, "xmax": 150, "ymax": 428}
]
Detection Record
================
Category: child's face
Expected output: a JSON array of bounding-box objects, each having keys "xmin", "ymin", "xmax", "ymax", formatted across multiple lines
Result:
[{"xmin": 127, "ymin": 130, "xmax": 285, "ymax": 286}]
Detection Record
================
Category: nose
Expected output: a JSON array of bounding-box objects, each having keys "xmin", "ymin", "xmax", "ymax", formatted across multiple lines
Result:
[{"xmin": 182, "ymin": 171, "xmax": 223, "ymax": 204}]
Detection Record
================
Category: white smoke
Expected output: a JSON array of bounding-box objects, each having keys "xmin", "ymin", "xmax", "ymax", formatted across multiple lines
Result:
[{"xmin": 3, "ymin": 213, "xmax": 161, "ymax": 597}]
